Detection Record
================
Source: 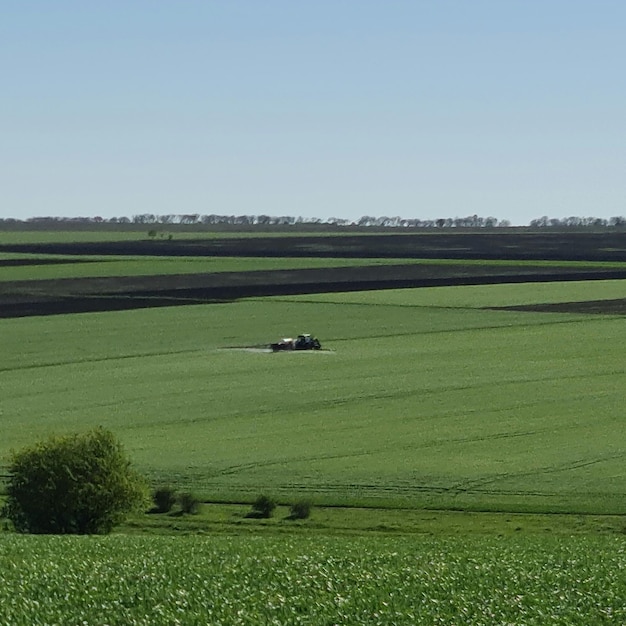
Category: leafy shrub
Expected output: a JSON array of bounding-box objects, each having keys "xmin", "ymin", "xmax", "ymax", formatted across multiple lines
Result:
[
  {"xmin": 289, "ymin": 499, "xmax": 313, "ymax": 520},
  {"xmin": 152, "ymin": 486, "xmax": 177, "ymax": 513},
  {"xmin": 249, "ymin": 494, "xmax": 277, "ymax": 519},
  {"xmin": 2, "ymin": 427, "xmax": 148, "ymax": 534},
  {"xmin": 178, "ymin": 492, "xmax": 201, "ymax": 515}
]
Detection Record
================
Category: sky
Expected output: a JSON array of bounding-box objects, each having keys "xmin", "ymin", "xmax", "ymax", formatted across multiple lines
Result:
[{"xmin": 1, "ymin": 1, "xmax": 625, "ymax": 226}]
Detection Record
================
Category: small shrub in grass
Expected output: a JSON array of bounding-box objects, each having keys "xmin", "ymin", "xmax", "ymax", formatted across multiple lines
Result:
[
  {"xmin": 178, "ymin": 492, "xmax": 201, "ymax": 515},
  {"xmin": 152, "ymin": 486, "xmax": 177, "ymax": 513},
  {"xmin": 248, "ymin": 494, "xmax": 276, "ymax": 519},
  {"xmin": 289, "ymin": 499, "xmax": 313, "ymax": 520}
]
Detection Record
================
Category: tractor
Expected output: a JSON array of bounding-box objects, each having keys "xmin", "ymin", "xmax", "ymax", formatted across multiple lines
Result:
[{"xmin": 271, "ymin": 334, "xmax": 322, "ymax": 352}]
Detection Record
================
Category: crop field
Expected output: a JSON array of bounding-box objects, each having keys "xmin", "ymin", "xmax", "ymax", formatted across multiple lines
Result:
[
  {"xmin": 1, "ymin": 533, "xmax": 625, "ymax": 625},
  {"xmin": 0, "ymin": 254, "xmax": 422, "ymax": 282},
  {"xmin": 0, "ymin": 229, "xmax": 320, "ymax": 244},
  {"xmin": 3, "ymin": 253, "xmax": 625, "ymax": 284},
  {"xmin": 2, "ymin": 229, "xmax": 626, "ymax": 624},
  {"xmin": 5, "ymin": 229, "xmax": 626, "ymax": 262},
  {"xmin": 3, "ymin": 279, "xmax": 626, "ymax": 513}
]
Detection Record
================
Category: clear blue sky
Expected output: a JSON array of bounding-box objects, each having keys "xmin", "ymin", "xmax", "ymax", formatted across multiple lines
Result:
[{"xmin": 2, "ymin": 1, "xmax": 625, "ymax": 225}]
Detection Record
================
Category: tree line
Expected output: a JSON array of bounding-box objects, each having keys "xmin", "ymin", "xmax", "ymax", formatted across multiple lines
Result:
[{"xmin": 2, "ymin": 213, "xmax": 626, "ymax": 229}]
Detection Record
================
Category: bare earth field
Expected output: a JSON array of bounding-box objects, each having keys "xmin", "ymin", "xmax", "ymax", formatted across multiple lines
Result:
[
  {"xmin": 3, "ymin": 229, "xmax": 626, "ymax": 260},
  {"xmin": 497, "ymin": 298, "xmax": 626, "ymax": 315},
  {"xmin": 3, "ymin": 229, "xmax": 626, "ymax": 318},
  {"xmin": 2, "ymin": 263, "xmax": 626, "ymax": 318}
]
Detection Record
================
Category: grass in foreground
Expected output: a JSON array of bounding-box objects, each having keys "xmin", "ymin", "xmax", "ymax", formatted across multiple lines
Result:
[{"xmin": 1, "ymin": 532, "xmax": 625, "ymax": 625}]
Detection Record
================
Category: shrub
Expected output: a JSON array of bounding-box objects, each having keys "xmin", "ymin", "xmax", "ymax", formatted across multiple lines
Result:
[
  {"xmin": 152, "ymin": 486, "xmax": 177, "ymax": 513},
  {"xmin": 289, "ymin": 499, "xmax": 313, "ymax": 520},
  {"xmin": 2, "ymin": 427, "xmax": 148, "ymax": 534},
  {"xmin": 178, "ymin": 492, "xmax": 201, "ymax": 515},
  {"xmin": 250, "ymin": 494, "xmax": 277, "ymax": 519}
]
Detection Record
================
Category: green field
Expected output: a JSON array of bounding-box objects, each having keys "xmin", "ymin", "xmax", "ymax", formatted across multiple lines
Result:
[
  {"xmin": 0, "ymin": 255, "xmax": 423, "ymax": 282},
  {"xmin": 3, "ymin": 254, "xmax": 625, "ymax": 283},
  {"xmin": 3, "ymin": 279, "xmax": 625, "ymax": 513},
  {"xmin": 2, "ymin": 245, "xmax": 626, "ymax": 624},
  {"xmin": 0, "ymin": 230, "xmax": 285, "ymax": 244},
  {"xmin": 1, "ymin": 533, "xmax": 625, "ymax": 625},
  {"xmin": 0, "ymin": 229, "xmax": 358, "ymax": 245}
]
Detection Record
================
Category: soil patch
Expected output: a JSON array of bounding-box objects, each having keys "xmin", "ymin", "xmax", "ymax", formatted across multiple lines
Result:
[
  {"xmin": 493, "ymin": 299, "xmax": 626, "ymax": 315},
  {"xmin": 3, "ymin": 230, "xmax": 626, "ymax": 261},
  {"xmin": 0, "ymin": 258, "xmax": 101, "ymax": 267},
  {"xmin": 3, "ymin": 263, "xmax": 626, "ymax": 319}
]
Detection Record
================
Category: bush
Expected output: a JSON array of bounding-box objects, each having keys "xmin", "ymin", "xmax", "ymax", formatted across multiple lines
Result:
[
  {"xmin": 249, "ymin": 494, "xmax": 277, "ymax": 519},
  {"xmin": 289, "ymin": 499, "xmax": 313, "ymax": 520},
  {"xmin": 2, "ymin": 427, "xmax": 148, "ymax": 534},
  {"xmin": 178, "ymin": 492, "xmax": 201, "ymax": 515},
  {"xmin": 152, "ymin": 486, "xmax": 177, "ymax": 513}
]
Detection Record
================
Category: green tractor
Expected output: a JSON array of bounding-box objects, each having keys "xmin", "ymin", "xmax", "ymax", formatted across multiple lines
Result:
[{"xmin": 271, "ymin": 334, "xmax": 322, "ymax": 352}]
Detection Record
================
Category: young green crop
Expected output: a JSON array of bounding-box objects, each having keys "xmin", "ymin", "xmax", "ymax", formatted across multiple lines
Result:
[
  {"xmin": 2, "ymin": 281, "xmax": 626, "ymax": 512},
  {"xmin": 0, "ymin": 534, "xmax": 625, "ymax": 625},
  {"xmin": 0, "ymin": 255, "xmax": 423, "ymax": 282}
]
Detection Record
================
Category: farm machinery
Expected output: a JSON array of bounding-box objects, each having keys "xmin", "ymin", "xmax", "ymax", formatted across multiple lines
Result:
[{"xmin": 270, "ymin": 334, "xmax": 322, "ymax": 352}]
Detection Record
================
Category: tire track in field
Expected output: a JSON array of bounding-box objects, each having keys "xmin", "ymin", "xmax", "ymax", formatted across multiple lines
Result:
[
  {"xmin": 0, "ymin": 347, "xmax": 207, "ymax": 373},
  {"xmin": 270, "ymin": 367, "xmax": 626, "ymax": 413},
  {"xmin": 298, "ymin": 315, "xmax": 620, "ymax": 348},
  {"xmin": 193, "ymin": 479, "xmax": 603, "ymax": 503},
  {"xmin": 210, "ymin": 426, "xmax": 559, "ymax": 480},
  {"xmin": 450, "ymin": 451, "xmax": 626, "ymax": 494},
  {"xmin": 199, "ymin": 477, "xmax": 620, "ymax": 504},
  {"xmin": 202, "ymin": 428, "xmax": 625, "ymax": 503}
]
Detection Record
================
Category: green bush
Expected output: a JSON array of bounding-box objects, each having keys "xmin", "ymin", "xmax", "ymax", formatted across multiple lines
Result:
[
  {"xmin": 178, "ymin": 492, "xmax": 201, "ymax": 515},
  {"xmin": 249, "ymin": 494, "xmax": 277, "ymax": 519},
  {"xmin": 2, "ymin": 427, "xmax": 148, "ymax": 534},
  {"xmin": 289, "ymin": 499, "xmax": 313, "ymax": 520},
  {"xmin": 152, "ymin": 486, "xmax": 177, "ymax": 513}
]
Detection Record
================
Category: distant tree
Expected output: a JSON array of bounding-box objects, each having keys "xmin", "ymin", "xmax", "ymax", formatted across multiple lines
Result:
[
  {"xmin": 179, "ymin": 214, "xmax": 199, "ymax": 224},
  {"xmin": 3, "ymin": 428, "xmax": 148, "ymax": 534}
]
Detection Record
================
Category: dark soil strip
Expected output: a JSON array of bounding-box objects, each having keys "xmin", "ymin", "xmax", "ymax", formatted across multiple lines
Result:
[
  {"xmin": 3, "ymin": 231, "xmax": 626, "ymax": 261},
  {"xmin": 0, "ymin": 258, "xmax": 102, "ymax": 267},
  {"xmin": 493, "ymin": 299, "xmax": 626, "ymax": 315},
  {"xmin": 2, "ymin": 265, "xmax": 626, "ymax": 319}
]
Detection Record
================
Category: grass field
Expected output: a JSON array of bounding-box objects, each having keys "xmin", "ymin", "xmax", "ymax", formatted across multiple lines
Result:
[
  {"xmin": 0, "ymin": 255, "xmax": 427, "ymax": 282},
  {"xmin": 2, "ymin": 249, "xmax": 626, "ymax": 623},
  {"xmin": 2, "ymin": 533, "xmax": 625, "ymax": 625},
  {"xmin": 3, "ymin": 279, "xmax": 625, "ymax": 513},
  {"xmin": 3, "ymin": 254, "xmax": 626, "ymax": 283}
]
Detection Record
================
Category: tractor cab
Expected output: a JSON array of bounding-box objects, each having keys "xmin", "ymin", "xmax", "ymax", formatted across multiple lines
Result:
[{"xmin": 294, "ymin": 334, "xmax": 322, "ymax": 350}]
